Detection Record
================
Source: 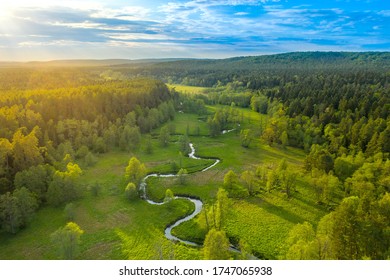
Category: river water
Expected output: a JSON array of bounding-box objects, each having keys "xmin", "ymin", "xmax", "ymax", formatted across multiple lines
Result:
[{"xmin": 139, "ymin": 143, "xmax": 219, "ymax": 246}]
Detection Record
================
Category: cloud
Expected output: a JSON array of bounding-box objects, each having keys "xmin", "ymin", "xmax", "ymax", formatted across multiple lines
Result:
[{"xmin": 0, "ymin": 0, "xmax": 389, "ymax": 60}]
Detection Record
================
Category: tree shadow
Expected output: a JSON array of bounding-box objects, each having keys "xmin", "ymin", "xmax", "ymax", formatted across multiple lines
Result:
[{"xmin": 248, "ymin": 197, "xmax": 306, "ymax": 225}]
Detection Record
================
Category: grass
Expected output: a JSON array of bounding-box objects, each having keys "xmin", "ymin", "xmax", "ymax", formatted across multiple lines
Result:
[
  {"xmin": 167, "ymin": 84, "xmax": 209, "ymax": 95},
  {"xmin": 0, "ymin": 106, "xmax": 329, "ymax": 260}
]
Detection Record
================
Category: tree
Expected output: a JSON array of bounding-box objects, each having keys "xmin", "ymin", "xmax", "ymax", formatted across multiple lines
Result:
[
  {"xmin": 124, "ymin": 157, "xmax": 147, "ymax": 186},
  {"xmin": 279, "ymin": 169, "xmax": 297, "ymax": 198},
  {"xmin": 46, "ymin": 163, "xmax": 83, "ymax": 206},
  {"xmin": 207, "ymin": 117, "xmax": 221, "ymax": 137},
  {"xmin": 178, "ymin": 134, "xmax": 190, "ymax": 155},
  {"xmin": 285, "ymin": 222, "xmax": 316, "ymax": 260},
  {"xmin": 334, "ymin": 155, "xmax": 359, "ymax": 182},
  {"xmin": 144, "ymin": 135, "xmax": 153, "ymax": 154},
  {"xmin": 51, "ymin": 222, "xmax": 84, "ymax": 259},
  {"xmin": 119, "ymin": 125, "xmax": 141, "ymax": 152},
  {"xmin": 164, "ymin": 189, "xmax": 175, "ymax": 203},
  {"xmin": 203, "ymin": 229, "xmax": 230, "ymax": 260},
  {"xmin": 331, "ymin": 196, "xmax": 361, "ymax": 259},
  {"xmin": 215, "ymin": 188, "xmax": 229, "ymax": 230},
  {"xmin": 84, "ymin": 152, "xmax": 97, "ymax": 167},
  {"xmin": 125, "ymin": 183, "xmax": 138, "ymax": 200},
  {"xmin": 250, "ymin": 94, "xmax": 268, "ymax": 114},
  {"xmin": 240, "ymin": 170, "xmax": 258, "ymax": 196},
  {"xmin": 14, "ymin": 164, "xmax": 53, "ymax": 203},
  {"xmin": 11, "ymin": 129, "xmax": 43, "ymax": 173},
  {"xmin": 223, "ymin": 170, "xmax": 248, "ymax": 198},
  {"xmin": 305, "ymin": 144, "xmax": 334, "ymax": 173},
  {"xmin": 159, "ymin": 126, "xmax": 170, "ymax": 147},
  {"xmin": 0, "ymin": 138, "xmax": 12, "ymax": 182},
  {"xmin": 177, "ymin": 168, "xmax": 188, "ymax": 185},
  {"xmin": 0, "ymin": 192, "xmax": 21, "ymax": 234},
  {"xmin": 266, "ymin": 170, "xmax": 279, "ymax": 192},
  {"xmin": 281, "ymin": 131, "xmax": 289, "ymax": 148},
  {"xmin": 13, "ymin": 187, "xmax": 38, "ymax": 227},
  {"xmin": 240, "ymin": 129, "xmax": 253, "ymax": 148}
]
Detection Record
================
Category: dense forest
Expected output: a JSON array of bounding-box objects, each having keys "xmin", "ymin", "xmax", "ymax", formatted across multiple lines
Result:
[
  {"xmin": 0, "ymin": 74, "xmax": 175, "ymax": 229},
  {"xmin": 0, "ymin": 52, "xmax": 389, "ymax": 260}
]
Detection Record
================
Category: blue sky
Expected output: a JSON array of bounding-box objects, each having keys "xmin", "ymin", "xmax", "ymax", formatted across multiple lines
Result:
[{"xmin": 0, "ymin": 0, "xmax": 389, "ymax": 61}]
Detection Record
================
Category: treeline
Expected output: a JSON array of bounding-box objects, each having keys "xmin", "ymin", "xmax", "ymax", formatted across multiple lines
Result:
[
  {"xmin": 0, "ymin": 75, "xmax": 175, "ymax": 234},
  {"xmin": 0, "ymin": 67, "xmax": 100, "ymax": 90},
  {"xmin": 115, "ymin": 52, "xmax": 390, "ymax": 87}
]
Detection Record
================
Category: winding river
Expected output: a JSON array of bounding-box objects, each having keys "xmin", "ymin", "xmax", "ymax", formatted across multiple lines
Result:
[{"xmin": 139, "ymin": 143, "xmax": 219, "ymax": 246}]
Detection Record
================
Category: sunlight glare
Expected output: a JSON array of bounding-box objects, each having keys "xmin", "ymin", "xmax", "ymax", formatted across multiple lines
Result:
[{"xmin": 0, "ymin": 3, "xmax": 12, "ymax": 19}]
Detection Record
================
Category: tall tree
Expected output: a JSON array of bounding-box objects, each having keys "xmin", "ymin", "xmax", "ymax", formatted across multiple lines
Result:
[
  {"xmin": 125, "ymin": 183, "xmax": 138, "ymax": 200},
  {"xmin": 124, "ymin": 157, "xmax": 147, "ymax": 187},
  {"xmin": 240, "ymin": 129, "xmax": 253, "ymax": 148},
  {"xmin": 51, "ymin": 222, "xmax": 84, "ymax": 259},
  {"xmin": 0, "ymin": 192, "xmax": 21, "ymax": 234},
  {"xmin": 203, "ymin": 229, "xmax": 230, "ymax": 260},
  {"xmin": 159, "ymin": 126, "xmax": 170, "ymax": 147},
  {"xmin": 13, "ymin": 187, "xmax": 38, "ymax": 228}
]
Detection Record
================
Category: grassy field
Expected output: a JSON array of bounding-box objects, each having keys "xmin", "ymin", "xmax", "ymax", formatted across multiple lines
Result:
[
  {"xmin": 0, "ymin": 105, "xmax": 328, "ymax": 260},
  {"xmin": 167, "ymin": 84, "xmax": 209, "ymax": 95}
]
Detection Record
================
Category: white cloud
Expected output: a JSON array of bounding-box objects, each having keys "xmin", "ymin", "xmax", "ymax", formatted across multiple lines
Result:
[{"xmin": 234, "ymin": 12, "xmax": 249, "ymax": 16}]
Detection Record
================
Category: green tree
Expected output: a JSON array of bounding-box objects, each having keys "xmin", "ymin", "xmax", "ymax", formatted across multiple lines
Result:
[
  {"xmin": 119, "ymin": 125, "xmax": 141, "ymax": 152},
  {"xmin": 0, "ymin": 192, "xmax": 21, "ymax": 234},
  {"xmin": 84, "ymin": 152, "xmax": 97, "ymax": 167},
  {"xmin": 0, "ymin": 138, "xmax": 12, "ymax": 181},
  {"xmin": 51, "ymin": 222, "xmax": 84, "ymax": 259},
  {"xmin": 159, "ymin": 126, "xmax": 170, "ymax": 147},
  {"xmin": 334, "ymin": 155, "xmax": 359, "ymax": 182},
  {"xmin": 124, "ymin": 157, "xmax": 147, "ymax": 186},
  {"xmin": 240, "ymin": 129, "xmax": 253, "ymax": 148},
  {"xmin": 215, "ymin": 188, "xmax": 229, "ymax": 230},
  {"xmin": 240, "ymin": 170, "xmax": 258, "ymax": 196},
  {"xmin": 178, "ymin": 134, "xmax": 190, "ymax": 155},
  {"xmin": 11, "ymin": 129, "xmax": 43, "ymax": 173},
  {"xmin": 281, "ymin": 131, "xmax": 289, "ymax": 148},
  {"xmin": 177, "ymin": 168, "xmax": 188, "ymax": 185},
  {"xmin": 125, "ymin": 183, "xmax": 138, "ymax": 200},
  {"xmin": 223, "ymin": 170, "xmax": 249, "ymax": 198},
  {"xmin": 203, "ymin": 229, "xmax": 230, "ymax": 260},
  {"xmin": 164, "ymin": 189, "xmax": 175, "ymax": 203},
  {"xmin": 46, "ymin": 163, "xmax": 83, "ymax": 206},
  {"xmin": 14, "ymin": 164, "xmax": 53, "ymax": 203},
  {"xmin": 207, "ymin": 117, "xmax": 221, "ymax": 137},
  {"xmin": 13, "ymin": 187, "xmax": 38, "ymax": 227},
  {"xmin": 331, "ymin": 196, "xmax": 361, "ymax": 259},
  {"xmin": 144, "ymin": 135, "xmax": 153, "ymax": 154},
  {"xmin": 286, "ymin": 222, "xmax": 316, "ymax": 260},
  {"xmin": 279, "ymin": 169, "xmax": 297, "ymax": 198}
]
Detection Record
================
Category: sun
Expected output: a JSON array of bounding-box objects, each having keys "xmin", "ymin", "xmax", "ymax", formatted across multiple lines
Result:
[{"xmin": 0, "ymin": 3, "xmax": 13, "ymax": 18}]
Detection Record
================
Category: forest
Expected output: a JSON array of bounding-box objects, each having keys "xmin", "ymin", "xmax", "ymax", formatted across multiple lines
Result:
[{"xmin": 0, "ymin": 52, "xmax": 389, "ymax": 260}]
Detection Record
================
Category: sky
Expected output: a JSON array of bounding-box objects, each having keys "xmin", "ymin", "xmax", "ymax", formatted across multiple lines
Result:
[{"xmin": 0, "ymin": 0, "xmax": 389, "ymax": 61}]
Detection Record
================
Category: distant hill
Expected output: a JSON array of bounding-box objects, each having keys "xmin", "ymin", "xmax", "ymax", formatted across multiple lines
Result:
[
  {"xmin": 109, "ymin": 51, "xmax": 389, "ymax": 87},
  {"xmin": 1, "ymin": 52, "xmax": 388, "ymax": 69},
  {"xmin": 141, "ymin": 51, "xmax": 390, "ymax": 70},
  {"xmin": 0, "ymin": 58, "xmax": 191, "ymax": 68}
]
